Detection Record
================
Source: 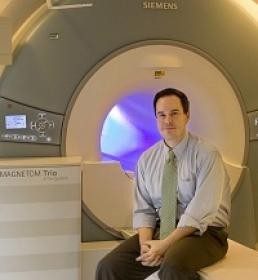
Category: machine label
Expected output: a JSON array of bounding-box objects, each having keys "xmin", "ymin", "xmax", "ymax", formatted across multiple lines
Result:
[
  {"xmin": 255, "ymin": 117, "xmax": 258, "ymax": 127},
  {"xmin": 248, "ymin": 111, "xmax": 258, "ymax": 141},
  {"xmin": 142, "ymin": 1, "xmax": 178, "ymax": 10},
  {"xmin": 0, "ymin": 169, "xmax": 56, "ymax": 178},
  {"xmin": 0, "ymin": 166, "xmax": 80, "ymax": 185}
]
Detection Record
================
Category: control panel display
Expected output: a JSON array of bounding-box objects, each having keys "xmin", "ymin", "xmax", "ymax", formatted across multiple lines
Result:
[{"xmin": 5, "ymin": 115, "xmax": 27, "ymax": 129}]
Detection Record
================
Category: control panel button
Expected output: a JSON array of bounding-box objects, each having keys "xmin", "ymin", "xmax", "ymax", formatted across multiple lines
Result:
[{"xmin": 30, "ymin": 113, "xmax": 55, "ymax": 138}]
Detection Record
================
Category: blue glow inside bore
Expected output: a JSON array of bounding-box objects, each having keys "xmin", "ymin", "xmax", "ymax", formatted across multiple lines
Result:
[{"xmin": 100, "ymin": 92, "xmax": 161, "ymax": 172}]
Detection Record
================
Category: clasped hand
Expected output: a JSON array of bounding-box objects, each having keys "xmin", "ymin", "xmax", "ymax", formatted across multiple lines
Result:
[{"xmin": 136, "ymin": 240, "xmax": 168, "ymax": 267}]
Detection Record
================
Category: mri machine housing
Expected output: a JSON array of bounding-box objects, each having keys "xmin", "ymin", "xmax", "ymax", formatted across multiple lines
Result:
[{"xmin": 0, "ymin": 0, "xmax": 258, "ymax": 248}]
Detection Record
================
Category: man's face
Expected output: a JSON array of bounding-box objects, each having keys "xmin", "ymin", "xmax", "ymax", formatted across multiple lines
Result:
[{"xmin": 156, "ymin": 95, "xmax": 189, "ymax": 146}]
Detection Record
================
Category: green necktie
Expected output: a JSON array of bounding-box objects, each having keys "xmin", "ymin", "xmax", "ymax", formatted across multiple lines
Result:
[{"xmin": 160, "ymin": 149, "xmax": 177, "ymax": 239}]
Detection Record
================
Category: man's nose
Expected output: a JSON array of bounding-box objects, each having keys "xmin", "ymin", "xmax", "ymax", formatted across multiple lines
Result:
[{"xmin": 164, "ymin": 115, "xmax": 173, "ymax": 124}]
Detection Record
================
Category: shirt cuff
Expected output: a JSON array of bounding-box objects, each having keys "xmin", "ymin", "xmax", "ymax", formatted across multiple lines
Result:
[
  {"xmin": 133, "ymin": 213, "xmax": 157, "ymax": 229},
  {"xmin": 177, "ymin": 213, "xmax": 207, "ymax": 235}
]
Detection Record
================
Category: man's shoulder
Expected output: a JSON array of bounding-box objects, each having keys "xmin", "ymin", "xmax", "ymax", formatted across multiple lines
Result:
[
  {"xmin": 139, "ymin": 140, "xmax": 163, "ymax": 162},
  {"xmin": 188, "ymin": 133, "xmax": 219, "ymax": 157}
]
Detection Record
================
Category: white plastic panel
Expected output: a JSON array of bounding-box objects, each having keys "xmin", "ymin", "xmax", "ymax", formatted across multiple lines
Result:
[{"xmin": 82, "ymin": 161, "xmax": 133, "ymax": 229}]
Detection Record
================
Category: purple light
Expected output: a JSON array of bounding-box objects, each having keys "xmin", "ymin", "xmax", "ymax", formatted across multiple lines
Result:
[{"xmin": 100, "ymin": 92, "xmax": 161, "ymax": 171}]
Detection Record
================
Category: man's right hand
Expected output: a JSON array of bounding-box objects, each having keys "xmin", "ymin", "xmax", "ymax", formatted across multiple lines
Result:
[{"xmin": 135, "ymin": 227, "xmax": 162, "ymax": 267}]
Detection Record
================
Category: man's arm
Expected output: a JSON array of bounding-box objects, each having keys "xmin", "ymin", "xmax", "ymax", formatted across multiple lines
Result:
[
  {"xmin": 160, "ymin": 226, "xmax": 196, "ymax": 251},
  {"xmin": 133, "ymin": 160, "xmax": 157, "ymax": 231},
  {"xmin": 138, "ymin": 227, "xmax": 154, "ymax": 246},
  {"xmin": 177, "ymin": 150, "xmax": 230, "ymax": 235}
]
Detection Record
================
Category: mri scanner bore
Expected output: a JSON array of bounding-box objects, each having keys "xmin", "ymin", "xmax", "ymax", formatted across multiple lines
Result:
[
  {"xmin": 65, "ymin": 44, "xmax": 254, "ymax": 244},
  {"xmin": 0, "ymin": 0, "xmax": 257, "ymax": 251}
]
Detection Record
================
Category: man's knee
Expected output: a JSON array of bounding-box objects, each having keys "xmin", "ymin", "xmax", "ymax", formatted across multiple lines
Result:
[
  {"xmin": 158, "ymin": 261, "xmax": 200, "ymax": 280},
  {"xmin": 158, "ymin": 256, "xmax": 200, "ymax": 280},
  {"xmin": 163, "ymin": 246, "xmax": 195, "ymax": 270},
  {"xmin": 95, "ymin": 254, "xmax": 116, "ymax": 279}
]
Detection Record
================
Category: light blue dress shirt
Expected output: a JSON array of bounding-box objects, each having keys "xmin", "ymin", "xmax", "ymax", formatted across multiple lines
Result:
[{"xmin": 133, "ymin": 132, "xmax": 231, "ymax": 235}]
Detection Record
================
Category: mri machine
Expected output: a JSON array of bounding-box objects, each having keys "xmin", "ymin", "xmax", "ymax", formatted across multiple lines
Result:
[{"xmin": 0, "ymin": 0, "xmax": 258, "ymax": 279}]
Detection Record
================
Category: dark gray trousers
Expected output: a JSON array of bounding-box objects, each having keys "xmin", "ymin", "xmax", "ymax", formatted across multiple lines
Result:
[{"xmin": 95, "ymin": 227, "xmax": 228, "ymax": 280}]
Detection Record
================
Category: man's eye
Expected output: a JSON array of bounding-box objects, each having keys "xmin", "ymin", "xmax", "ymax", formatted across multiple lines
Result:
[{"xmin": 172, "ymin": 112, "xmax": 179, "ymax": 117}]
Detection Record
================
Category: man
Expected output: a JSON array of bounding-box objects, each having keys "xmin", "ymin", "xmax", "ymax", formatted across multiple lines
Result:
[{"xmin": 96, "ymin": 88, "xmax": 231, "ymax": 280}]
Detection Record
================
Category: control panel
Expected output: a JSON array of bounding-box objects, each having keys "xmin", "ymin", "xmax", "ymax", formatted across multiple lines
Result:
[
  {"xmin": 248, "ymin": 111, "xmax": 258, "ymax": 141},
  {"xmin": 0, "ymin": 98, "xmax": 63, "ymax": 144}
]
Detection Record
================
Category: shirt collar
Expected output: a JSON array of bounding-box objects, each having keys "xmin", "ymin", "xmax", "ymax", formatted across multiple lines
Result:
[{"xmin": 163, "ymin": 132, "xmax": 189, "ymax": 161}]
